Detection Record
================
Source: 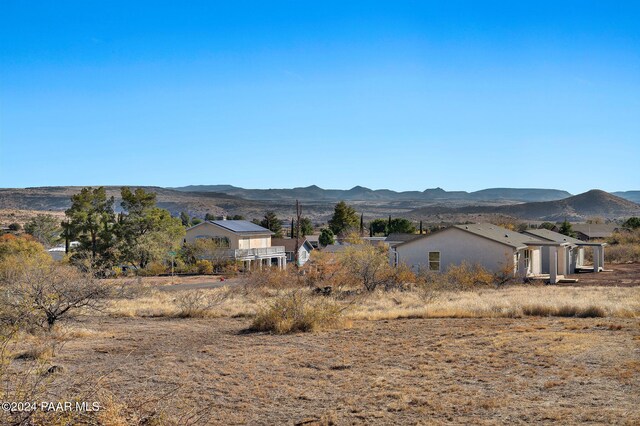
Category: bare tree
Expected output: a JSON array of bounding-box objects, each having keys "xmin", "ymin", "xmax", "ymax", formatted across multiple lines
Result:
[{"xmin": 1, "ymin": 261, "xmax": 110, "ymax": 330}]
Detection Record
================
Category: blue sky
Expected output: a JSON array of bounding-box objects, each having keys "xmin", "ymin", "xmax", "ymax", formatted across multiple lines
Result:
[{"xmin": 1, "ymin": 1, "xmax": 639, "ymax": 193}]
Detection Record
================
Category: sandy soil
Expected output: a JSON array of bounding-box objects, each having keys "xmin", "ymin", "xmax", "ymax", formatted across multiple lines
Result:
[{"xmin": 43, "ymin": 315, "xmax": 639, "ymax": 425}]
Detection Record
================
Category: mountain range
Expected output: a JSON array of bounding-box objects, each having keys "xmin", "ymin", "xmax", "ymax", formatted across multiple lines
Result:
[
  {"xmin": 172, "ymin": 185, "xmax": 574, "ymax": 203},
  {"xmin": 0, "ymin": 186, "xmax": 638, "ymax": 223}
]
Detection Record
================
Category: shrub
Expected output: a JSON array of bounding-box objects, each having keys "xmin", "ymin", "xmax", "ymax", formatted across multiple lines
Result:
[
  {"xmin": 340, "ymin": 244, "xmax": 393, "ymax": 291},
  {"xmin": 138, "ymin": 261, "xmax": 167, "ymax": 276},
  {"xmin": 250, "ymin": 291, "xmax": 344, "ymax": 334},
  {"xmin": 444, "ymin": 262, "xmax": 495, "ymax": 289},
  {"xmin": 195, "ymin": 259, "xmax": 213, "ymax": 275},
  {"xmin": 173, "ymin": 290, "xmax": 226, "ymax": 318},
  {"xmin": 0, "ymin": 260, "xmax": 110, "ymax": 330}
]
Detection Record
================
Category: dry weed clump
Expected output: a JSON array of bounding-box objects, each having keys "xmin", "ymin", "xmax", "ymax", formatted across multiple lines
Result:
[{"xmin": 250, "ymin": 290, "xmax": 346, "ymax": 334}]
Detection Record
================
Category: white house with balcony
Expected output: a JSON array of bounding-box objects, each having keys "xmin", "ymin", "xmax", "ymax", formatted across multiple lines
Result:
[{"xmin": 184, "ymin": 220, "xmax": 287, "ymax": 270}]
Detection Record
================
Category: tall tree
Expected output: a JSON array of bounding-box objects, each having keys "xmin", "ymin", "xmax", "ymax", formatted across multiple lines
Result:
[
  {"xmin": 117, "ymin": 187, "xmax": 185, "ymax": 270},
  {"xmin": 65, "ymin": 187, "xmax": 115, "ymax": 261},
  {"xmin": 360, "ymin": 213, "xmax": 364, "ymax": 236},
  {"xmin": 24, "ymin": 214, "xmax": 61, "ymax": 247},
  {"xmin": 388, "ymin": 218, "xmax": 416, "ymax": 235},
  {"xmin": 559, "ymin": 219, "xmax": 576, "ymax": 238},
  {"xmin": 260, "ymin": 211, "xmax": 283, "ymax": 238},
  {"xmin": 328, "ymin": 201, "xmax": 359, "ymax": 236},
  {"xmin": 180, "ymin": 211, "xmax": 191, "ymax": 227}
]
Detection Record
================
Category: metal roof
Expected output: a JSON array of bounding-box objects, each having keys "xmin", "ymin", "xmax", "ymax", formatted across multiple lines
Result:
[
  {"xmin": 271, "ymin": 238, "xmax": 314, "ymax": 252},
  {"xmin": 209, "ymin": 220, "xmax": 272, "ymax": 235},
  {"xmin": 453, "ymin": 223, "xmax": 544, "ymax": 249},
  {"xmin": 522, "ymin": 228, "xmax": 583, "ymax": 245}
]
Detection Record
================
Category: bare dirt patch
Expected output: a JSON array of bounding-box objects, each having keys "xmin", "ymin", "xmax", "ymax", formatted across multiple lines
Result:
[
  {"xmin": 43, "ymin": 316, "xmax": 640, "ymax": 425},
  {"xmin": 564, "ymin": 263, "xmax": 640, "ymax": 287}
]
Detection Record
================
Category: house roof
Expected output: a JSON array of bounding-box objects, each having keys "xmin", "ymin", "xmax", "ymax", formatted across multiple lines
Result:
[
  {"xmin": 385, "ymin": 233, "xmax": 421, "ymax": 246},
  {"xmin": 321, "ymin": 244, "xmax": 349, "ymax": 253},
  {"xmin": 187, "ymin": 220, "xmax": 273, "ymax": 235},
  {"xmin": 571, "ymin": 223, "xmax": 618, "ymax": 239},
  {"xmin": 522, "ymin": 228, "xmax": 583, "ymax": 245},
  {"xmin": 452, "ymin": 224, "xmax": 544, "ymax": 249},
  {"xmin": 271, "ymin": 238, "xmax": 314, "ymax": 252}
]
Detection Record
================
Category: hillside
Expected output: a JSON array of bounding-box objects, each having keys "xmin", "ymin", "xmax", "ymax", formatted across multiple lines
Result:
[
  {"xmin": 0, "ymin": 186, "xmax": 250, "ymax": 219},
  {"xmin": 613, "ymin": 191, "xmax": 640, "ymax": 203},
  {"xmin": 171, "ymin": 185, "xmax": 571, "ymax": 203},
  {"xmin": 408, "ymin": 190, "xmax": 640, "ymax": 221}
]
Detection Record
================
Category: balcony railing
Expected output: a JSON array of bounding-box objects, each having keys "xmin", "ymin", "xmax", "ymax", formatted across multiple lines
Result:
[{"xmin": 207, "ymin": 246, "xmax": 286, "ymax": 260}]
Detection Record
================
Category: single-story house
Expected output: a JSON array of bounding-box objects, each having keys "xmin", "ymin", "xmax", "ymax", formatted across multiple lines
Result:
[
  {"xmin": 389, "ymin": 223, "xmax": 584, "ymax": 284},
  {"xmin": 385, "ymin": 233, "xmax": 421, "ymax": 247},
  {"xmin": 390, "ymin": 223, "xmax": 551, "ymax": 280},
  {"xmin": 521, "ymin": 228, "xmax": 606, "ymax": 273},
  {"xmin": 271, "ymin": 238, "xmax": 314, "ymax": 267},
  {"xmin": 572, "ymin": 223, "xmax": 618, "ymax": 241},
  {"xmin": 184, "ymin": 220, "xmax": 286, "ymax": 270}
]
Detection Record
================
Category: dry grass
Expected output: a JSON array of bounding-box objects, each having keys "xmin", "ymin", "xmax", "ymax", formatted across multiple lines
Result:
[
  {"xmin": 347, "ymin": 286, "xmax": 640, "ymax": 321},
  {"xmin": 107, "ymin": 284, "xmax": 640, "ymax": 324}
]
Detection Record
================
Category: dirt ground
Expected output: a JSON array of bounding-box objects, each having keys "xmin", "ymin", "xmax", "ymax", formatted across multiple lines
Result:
[
  {"xmin": 41, "ymin": 315, "xmax": 639, "ymax": 425},
  {"xmin": 564, "ymin": 263, "xmax": 640, "ymax": 287}
]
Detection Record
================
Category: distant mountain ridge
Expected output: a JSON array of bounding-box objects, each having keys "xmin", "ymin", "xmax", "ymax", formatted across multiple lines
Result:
[
  {"xmin": 407, "ymin": 189, "xmax": 640, "ymax": 221},
  {"xmin": 171, "ymin": 185, "xmax": 573, "ymax": 203}
]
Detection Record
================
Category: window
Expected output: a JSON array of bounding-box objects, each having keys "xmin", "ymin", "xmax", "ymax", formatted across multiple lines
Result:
[
  {"xmin": 524, "ymin": 250, "xmax": 531, "ymax": 272},
  {"xmin": 428, "ymin": 251, "xmax": 440, "ymax": 271},
  {"xmin": 212, "ymin": 236, "xmax": 230, "ymax": 248}
]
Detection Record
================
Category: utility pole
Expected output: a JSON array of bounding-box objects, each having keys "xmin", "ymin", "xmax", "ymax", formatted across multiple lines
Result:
[{"xmin": 294, "ymin": 200, "xmax": 302, "ymax": 269}]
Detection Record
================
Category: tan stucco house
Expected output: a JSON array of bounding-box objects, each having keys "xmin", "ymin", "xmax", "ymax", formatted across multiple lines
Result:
[{"xmin": 184, "ymin": 220, "xmax": 287, "ymax": 270}]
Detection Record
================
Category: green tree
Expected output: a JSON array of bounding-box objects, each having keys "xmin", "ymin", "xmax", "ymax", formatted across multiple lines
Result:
[
  {"xmin": 230, "ymin": 214, "xmax": 245, "ymax": 220},
  {"xmin": 369, "ymin": 218, "xmax": 388, "ymax": 236},
  {"xmin": 328, "ymin": 201, "xmax": 359, "ymax": 236},
  {"xmin": 260, "ymin": 211, "xmax": 283, "ymax": 238},
  {"xmin": 65, "ymin": 187, "xmax": 115, "ymax": 262},
  {"xmin": 180, "ymin": 211, "xmax": 191, "ymax": 227},
  {"xmin": 8, "ymin": 223, "xmax": 21, "ymax": 231},
  {"xmin": 559, "ymin": 219, "xmax": 576, "ymax": 238},
  {"xmin": 299, "ymin": 217, "xmax": 313, "ymax": 237},
  {"xmin": 539, "ymin": 222, "xmax": 556, "ymax": 231},
  {"xmin": 291, "ymin": 217, "xmax": 314, "ymax": 238},
  {"xmin": 117, "ymin": 187, "xmax": 185, "ymax": 270},
  {"xmin": 204, "ymin": 213, "xmax": 216, "ymax": 221},
  {"xmin": 24, "ymin": 214, "xmax": 61, "ymax": 247},
  {"xmin": 622, "ymin": 217, "xmax": 640, "ymax": 230},
  {"xmin": 319, "ymin": 228, "xmax": 335, "ymax": 246},
  {"xmin": 387, "ymin": 218, "xmax": 416, "ymax": 235}
]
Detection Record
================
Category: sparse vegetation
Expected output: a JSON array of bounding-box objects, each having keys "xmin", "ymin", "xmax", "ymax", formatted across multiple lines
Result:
[{"xmin": 250, "ymin": 290, "xmax": 345, "ymax": 334}]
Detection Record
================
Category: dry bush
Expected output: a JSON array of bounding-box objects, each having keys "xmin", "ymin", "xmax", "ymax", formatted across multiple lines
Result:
[
  {"xmin": 0, "ymin": 258, "xmax": 110, "ymax": 331},
  {"xmin": 301, "ymin": 251, "xmax": 349, "ymax": 290},
  {"xmin": 250, "ymin": 290, "xmax": 345, "ymax": 334},
  {"xmin": 137, "ymin": 261, "xmax": 167, "ymax": 276},
  {"xmin": 173, "ymin": 290, "xmax": 228, "ymax": 318},
  {"xmin": 340, "ymin": 244, "xmax": 393, "ymax": 291},
  {"xmin": 603, "ymin": 229, "xmax": 640, "ymax": 263},
  {"xmin": 195, "ymin": 259, "xmax": 213, "ymax": 275}
]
